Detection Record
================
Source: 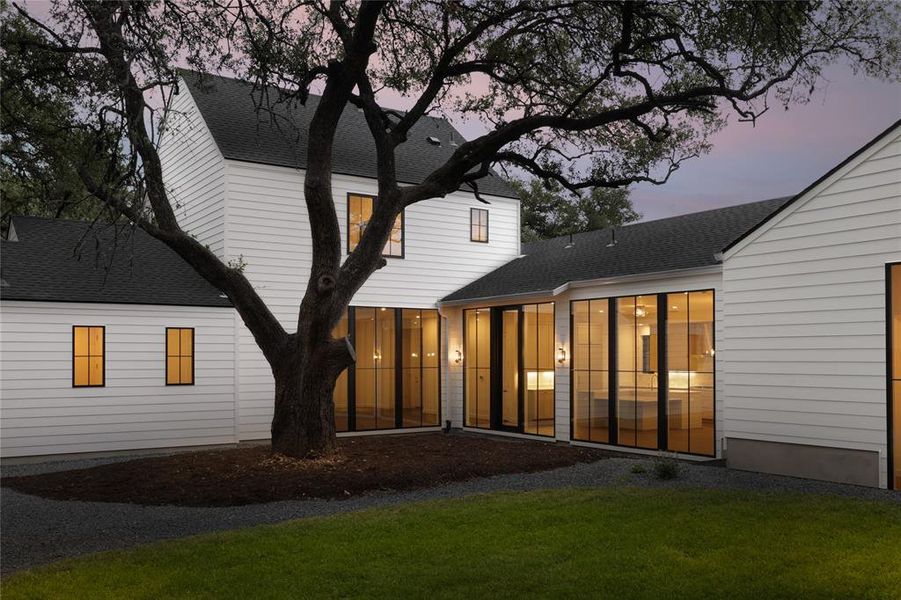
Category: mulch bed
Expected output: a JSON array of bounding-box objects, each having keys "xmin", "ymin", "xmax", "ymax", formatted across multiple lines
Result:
[{"xmin": 1, "ymin": 432, "xmax": 618, "ymax": 507}]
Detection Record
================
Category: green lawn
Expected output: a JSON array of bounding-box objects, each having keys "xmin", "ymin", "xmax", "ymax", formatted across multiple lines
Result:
[{"xmin": 4, "ymin": 488, "xmax": 900, "ymax": 599}]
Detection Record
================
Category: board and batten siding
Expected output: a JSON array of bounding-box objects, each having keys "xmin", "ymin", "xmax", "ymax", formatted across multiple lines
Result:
[
  {"xmin": 158, "ymin": 83, "xmax": 228, "ymax": 259},
  {"xmin": 223, "ymin": 160, "xmax": 522, "ymax": 439},
  {"xmin": 722, "ymin": 125, "xmax": 901, "ymax": 487},
  {"xmin": 0, "ymin": 301, "xmax": 237, "ymax": 458}
]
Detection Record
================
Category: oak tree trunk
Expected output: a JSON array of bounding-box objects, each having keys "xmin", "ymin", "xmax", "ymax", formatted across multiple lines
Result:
[{"xmin": 270, "ymin": 339, "xmax": 344, "ymax": 458}]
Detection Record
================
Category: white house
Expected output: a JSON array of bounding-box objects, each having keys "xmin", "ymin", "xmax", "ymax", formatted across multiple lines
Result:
[{"xmin": 1, "ymin": 71, "xmax": 898, "ymax": 490}]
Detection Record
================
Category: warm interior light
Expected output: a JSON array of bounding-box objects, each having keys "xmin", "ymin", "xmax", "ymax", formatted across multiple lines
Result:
[
  {"xmin": 635, "ymin": 307, "xmax": 647, "ymax": 318},
  {"xmin": 526, "ymin": 370, "xmax": 555, "ymax": 391}
]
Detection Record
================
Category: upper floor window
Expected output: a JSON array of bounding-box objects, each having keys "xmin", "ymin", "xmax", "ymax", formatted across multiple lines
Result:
[
  {"xmin": 471, "ymin": 208, "xmax": 488, "ymax": 242},
  {"xmin": 347, "ymin": 194, "xmax": 404, "ymax": 257},
  {"xmin": 73, "ymin": 326, "xmax": 104, "ymax": 387},
  {"xmin": 166, "ymin": 328, "xmax": 194, "ymax": 385}
]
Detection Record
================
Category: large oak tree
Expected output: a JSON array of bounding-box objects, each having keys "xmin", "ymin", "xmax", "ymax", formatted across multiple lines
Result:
[{"xmin": 3, "ymin": 0, "xmax": 898, "ymax": 457}]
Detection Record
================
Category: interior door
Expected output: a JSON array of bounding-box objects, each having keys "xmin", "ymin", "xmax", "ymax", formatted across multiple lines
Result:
[{"xmin": 500, "ymin": 308, "xmax": 521, "ymax": 430}]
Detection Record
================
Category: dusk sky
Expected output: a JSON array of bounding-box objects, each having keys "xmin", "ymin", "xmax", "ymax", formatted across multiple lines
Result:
[
  {"xmin": 624, "ymin": 64, "xmax": 900, "ymax": 221},
  {"xmin": 377, "ymin": 62, "xmax": 899, "ymax": 222}
]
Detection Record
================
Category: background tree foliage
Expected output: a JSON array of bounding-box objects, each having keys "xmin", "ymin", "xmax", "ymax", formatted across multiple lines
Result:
[
  {"xmin": 0, "ymin": 3, "xmax": 118, "ymax": 231},
  {"xmin": 514, "ymin": 179, "xmax": 641, "ymax": 242},
  {"xmin": 1, "ymin": 0, "xmax": 898, "ymax": 457}
]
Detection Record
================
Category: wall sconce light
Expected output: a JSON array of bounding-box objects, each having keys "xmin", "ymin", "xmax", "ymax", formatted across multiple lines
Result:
[
  {"xmin": 454, "ymin": 349, "xmax": 463, "ymax": 364},
  {"xmin": 557, "ymin": 346, "xmax": 566, "ymax": 364}
]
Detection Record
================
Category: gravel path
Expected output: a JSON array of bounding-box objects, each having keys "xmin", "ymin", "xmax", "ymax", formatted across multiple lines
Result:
[{"xmin": 2, "ymin": 453, "xmax": 899, "ymax": 575}]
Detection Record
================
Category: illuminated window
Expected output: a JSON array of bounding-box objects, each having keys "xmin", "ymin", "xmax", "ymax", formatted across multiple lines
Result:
[
  {"xmin": 572, "ymin": 299, "xmax": 610, "ymax": 444},
  {"xmin": 73, "ymin": 326, "xmax": 104, "ymax": 387},
  {"xmin": 471, "ymin": 208, "xmax": 488, "ymax": 242},
  {"xmin": 464, "ymin": 309, "xmax": 492, "ymax": 429},
  {"xmin": 570, "ymin": 289, "xmax": 715, "ymax": 456},
  {"xmin": 333, "ymin": 311, "xmax": 349, "ymax": 432},
  {"xmin": 166, "ymin": 328, "xmax": 194, "ymax": 385},
  {"xmin": 347, "ymin": 194, "xmax": 404, "ymax": 257},
  {"xmin": 890, "ymin": 263, "xmax": 900, "ymax": 490}
]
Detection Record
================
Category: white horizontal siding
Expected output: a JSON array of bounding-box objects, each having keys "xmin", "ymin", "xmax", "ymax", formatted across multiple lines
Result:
[
  {"xmin": 0, "ymin": 301, "xmax": 237, "ymax": 457},
  {"xmin": 223, "ymin": 160, "xmax": 521, "ymax": 439},
  {"xmin": 722, "ymin": 126, "xmax": 901, "ymax": 488},
  {"xmin": 159, "ymin": 82, "xmax": 227, "ymax": 258}
]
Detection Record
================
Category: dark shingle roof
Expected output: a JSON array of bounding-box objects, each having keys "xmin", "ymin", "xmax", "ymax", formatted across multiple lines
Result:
[
  {"xmin": 442, "ymin": 197, "xmax": 792, "ymax": 302},
  {"xmin": 0, "ymin": 217, "xmax": 232, "ymax": 307},
  {"xmin": 180, "ymin": 71, "xmax": 517, "ymax": 199}
]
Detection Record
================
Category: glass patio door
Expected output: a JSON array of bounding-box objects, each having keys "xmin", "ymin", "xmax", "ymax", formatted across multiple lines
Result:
[{"xmin": 500, "ymin": 308, "xmax": 520, "ymax": 430}]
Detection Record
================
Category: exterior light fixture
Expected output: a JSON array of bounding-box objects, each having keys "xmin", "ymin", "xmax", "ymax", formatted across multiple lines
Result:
[
  {"xmin": 454, "ymin": 349, "xmax": 463, "ymax": 364},
  {"xmin": 557, "ymin": 346, "xmax": 566, "ymax": 364}
]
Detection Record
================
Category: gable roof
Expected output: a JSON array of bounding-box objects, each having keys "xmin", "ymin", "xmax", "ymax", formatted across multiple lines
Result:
[
  {"xmin": 723, "ymin": 118, "xmax": 901, "ymax": 254},
  {"xmin": 441, "ymin": 197, "xmax": 792, "ymax": 303},
  {"xmin": 0, "ymin": 216, "xmax": 232, "ymax": 307},
  {"xmin": 179, "ymin": 71, "xmax": 518, "ymax": 199}
]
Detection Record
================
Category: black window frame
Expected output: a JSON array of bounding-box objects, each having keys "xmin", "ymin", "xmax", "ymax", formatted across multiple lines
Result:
[
  {"xmin": 165, "ymin": 327, "xmax": 196, "ymax": 386},
  {"xmin": 72, "ymin": 325, "xmax": 106, "ymax": 388},
  {"xmin": 346, "ymin": 193, "xmax": 405, "ymax": 258},
  {"xmin": 334, "ymin": 306, "xmax": 441, "ymax": 432},
  {"xmin": 462, "ymin": 303, "xmax": 556, "ymax": 438},
  {"xmin": 887, "ymin": 262, "xmax": 900, "ymax": 490},
  {"xmin": 569, "ymin": 288, "xmax": 717, "ymax": 457},
  {"xmin": 470, "ymin": 208, "xmax": 489, "ymax": 243}
]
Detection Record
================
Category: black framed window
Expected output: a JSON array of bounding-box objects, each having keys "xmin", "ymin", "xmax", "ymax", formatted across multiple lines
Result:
[
  {"xmin": 334, "ymin": 311, "xmax": 350, "ymax": 432},
  {"xmin": 463, "ymin": 308, "xmax": 491, "ymax": 428},
  {"xmin": 570, "ymin": 289, "xmax": 715, "ymax": 457},
  {"xmin": 463, "ymin": 303, "xmax": 555, "ymax": 437},
  {"xmin": 73, "ymin": 326, "xmax": 105, "ymax": 387},
  {"xmin": 665, "ymin": 291, "xmax": 714, "ymax": 455},
  {"xmin": 166, "ymin": 328, "xmax": 195, "ymax": 385},
  {"xmin": 332, "ymin": 306, "xmax": 441, "ymax": 432},
  {"xmin": 572, "ymin": 299, "xmax": 611, "ymax": 443},
  {"xmin": 347, "ymin": 193, "xmax": 404, "ymax": 257},
  {"xmin": 470, "ymin": 208, "xmax": 488, "ymax": 242},
  {"xmin": 889, "ymin": 263, "xmax": 900, "ymax": 490}
]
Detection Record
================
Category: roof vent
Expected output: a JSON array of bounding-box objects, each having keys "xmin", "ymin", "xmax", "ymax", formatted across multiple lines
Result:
[
  {"xmin": 426, "ymin": 136, "xmax": 441, "ymax": 146},
  {"xmin": 564, "ymin": 233, "xmax": 574, "ymax": 249},
  {"xmin": 606, "ymin": 228, "xmax": 617, "ymax": 247},
  {"xmin": 713, "ymin": 252, "xmax": 724, "ymax": 263}
]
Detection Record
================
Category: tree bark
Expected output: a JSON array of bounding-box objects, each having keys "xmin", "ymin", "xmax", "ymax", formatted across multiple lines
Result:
[
  {"xmin": 270, "ymin": 322, "xmax": 355, "ymax": 457},
  {"xmin": 271, "ymin": 363, "xmax": 337, "ymax": 458}
]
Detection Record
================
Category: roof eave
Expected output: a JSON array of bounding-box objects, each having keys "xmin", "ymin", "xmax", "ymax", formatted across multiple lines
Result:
[{"xmin": 439, "ymin": 264, "xmax": 723, "ymax": 307}]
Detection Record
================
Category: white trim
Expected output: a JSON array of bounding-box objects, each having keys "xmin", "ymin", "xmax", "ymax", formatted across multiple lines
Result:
[{"xmin": 724, "ymin": 122, "xmax": 900, "ymax": 259}]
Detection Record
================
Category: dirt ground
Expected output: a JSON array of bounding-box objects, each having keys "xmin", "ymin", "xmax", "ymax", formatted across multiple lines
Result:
[{"xmin": 2, "ymin": 432, "xmax": 618, "ymax": 507}]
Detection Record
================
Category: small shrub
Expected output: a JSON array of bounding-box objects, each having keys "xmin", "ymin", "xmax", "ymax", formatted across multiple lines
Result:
[
  {"xmin": 630, "ymin": 463, "xmax": 647, "ymax": 474},
  {"xmin": 652, "ymin": 455, "xmax": 681, "ymax": 480}
]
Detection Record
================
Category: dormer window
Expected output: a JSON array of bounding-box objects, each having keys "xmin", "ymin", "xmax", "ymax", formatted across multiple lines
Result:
[{"xmin": 347, "ymin": 193, "xmax": 404, "ymax": 258}]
